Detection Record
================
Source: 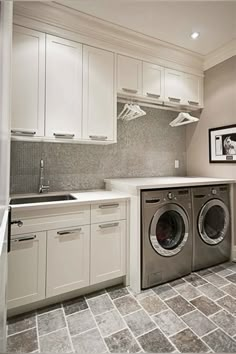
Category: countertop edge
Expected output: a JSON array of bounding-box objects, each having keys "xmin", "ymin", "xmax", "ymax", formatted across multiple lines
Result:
[{"xmin": 10, "ymin": 190, "xmax": 130, "ymax": 211}]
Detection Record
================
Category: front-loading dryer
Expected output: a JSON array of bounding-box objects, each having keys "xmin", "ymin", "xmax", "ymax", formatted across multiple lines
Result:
[
  {"xmin": 192, "ymin": 185, "xmax": 231, "ymax": 271},
  {"xmin": 141, "ymin": 188, "xmax": 192, "ymax": 289}
]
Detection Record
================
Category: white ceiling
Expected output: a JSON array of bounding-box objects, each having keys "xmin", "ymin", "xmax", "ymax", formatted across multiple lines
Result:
[{"xmin": 56, "ymin": 0, "xmax": 236, "ymax": 56}]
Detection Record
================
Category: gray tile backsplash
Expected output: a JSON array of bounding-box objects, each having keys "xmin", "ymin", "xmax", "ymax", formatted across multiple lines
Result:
[{"xmin": 10, "ymin": 105, "xmax": 186, "ymax": 194}]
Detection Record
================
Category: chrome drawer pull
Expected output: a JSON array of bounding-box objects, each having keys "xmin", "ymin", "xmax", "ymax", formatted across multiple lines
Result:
[
  {"xmin": 188, "ymin": 100, "xmax": 199, "ymax": 105},
  {"xmin": 99, "ymin": 204, "xmax": 119, "ymax": 209},
  {"xmin": 146, "ymin": 92, "xmax": 160, "ymax": 98},
  {"xmin": 57, "ymin": 228, "xmax": 82, "ymax": 235},
  {"xmin": 168, "ymin": 96, "xmax": 181, "ymax": 102},
  {"xmin": 11, "ymin": 130, "xmax": 36, "ymax": 136},
  {"xmin": 12, "ymin": 235, "xmax": 36, "ymax": 242},
  {"xmin": 122, "ymin": 88, "xmax": 138, "ymax": 94},
  {"xmin": 53, "ymin": 133, "xmax": 75, "ymax": 138},
  {"xmin": 89, "ymin": 135, "xmax": 108, "ymax": 141},
  {"xmin": 99, "ymin": 222, "xmax": 119, "ymax": 229}
]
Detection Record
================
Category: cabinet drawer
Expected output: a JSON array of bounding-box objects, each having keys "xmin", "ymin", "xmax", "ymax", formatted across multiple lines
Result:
[
  {"xmin": 11, "ymin": 204, "xmax": 90, "ymax": 235},
  {"xmin": 91, "ymin": 201, "xmax": 126, "ymax": 223},
  {"xmin": 91, "ymin": 220, "xmax": 126, "ymax": 284}
]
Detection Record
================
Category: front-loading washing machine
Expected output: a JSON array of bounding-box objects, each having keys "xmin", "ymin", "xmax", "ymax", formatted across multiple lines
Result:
[
  {"xmin": 192, "ymin": 185, "xmax": 231, "ymax": 271},
  {"xmin": 141, "ymin": 188, "xmax": 192, "ymax": 289}
]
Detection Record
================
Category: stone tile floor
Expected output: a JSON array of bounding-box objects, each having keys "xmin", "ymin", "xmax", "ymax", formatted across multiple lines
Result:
[{"xmin": 7, "ymin": 262, "xmax": 236, "ymax": 353}]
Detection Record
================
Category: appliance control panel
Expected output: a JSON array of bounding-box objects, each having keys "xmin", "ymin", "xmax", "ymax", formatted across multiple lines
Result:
[
  {"xmin": 211, "ymin": 188, "xmax": 217, "ymax": 195},
  {"xmin": 167, "ymin": 192, "xmax": 174, "ymax": 200}
]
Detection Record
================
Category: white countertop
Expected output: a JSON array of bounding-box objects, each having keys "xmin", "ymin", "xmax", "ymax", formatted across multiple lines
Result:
[
  {"xmin": 10, "ymin": 190, "xmax": 130, "ymax": 210},
  {"xmin": 105, "ymin": 176, "xmax": 236, "ymax": 191}
]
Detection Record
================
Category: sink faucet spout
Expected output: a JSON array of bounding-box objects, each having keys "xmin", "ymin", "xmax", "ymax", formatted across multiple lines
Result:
[{"xmin": 39, "ymin": 159, "xmax": 50, "ymax": 193}]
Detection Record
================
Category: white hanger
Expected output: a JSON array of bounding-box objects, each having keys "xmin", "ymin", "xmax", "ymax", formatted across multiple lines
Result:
[
  {"xmin": 169, "ymin": 112, "xmax": 199, "ymax": 127},
  {"xmin": 118, "ymin": 103, "xmax": 146, "ymax": 121}
]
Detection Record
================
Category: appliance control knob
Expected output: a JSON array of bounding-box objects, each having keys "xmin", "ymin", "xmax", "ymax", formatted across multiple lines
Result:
[
  {"xmin": 167, "ymin": 192, "xmax": 173, "ymax": 200},
  {"xmin": 211, "ymin": 188, "xmax": 217, "ymax": 195}
]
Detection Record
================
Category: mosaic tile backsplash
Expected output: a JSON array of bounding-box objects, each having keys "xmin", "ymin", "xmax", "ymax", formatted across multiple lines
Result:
[{"xmin": 10, "ymin": 105, "xmax": 187, "ymax": 194}]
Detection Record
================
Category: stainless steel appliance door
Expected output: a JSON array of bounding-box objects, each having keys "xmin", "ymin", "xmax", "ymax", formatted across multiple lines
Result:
[
  {"xmin": 0, "ymin": 1, "xmax": 13, "ymax": 351},
  {"xmin": 198, "ymin": 199, "xmax": 230, "ymax": 245},
  {"xmin": 150, "ymin": 204, "xmax": 189, "ymax": 256}
]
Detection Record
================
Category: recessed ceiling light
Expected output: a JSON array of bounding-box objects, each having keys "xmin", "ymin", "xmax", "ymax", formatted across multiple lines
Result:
[{"xmin": 191, "ymin": 32, "xmax": 200, "ymax": 40}]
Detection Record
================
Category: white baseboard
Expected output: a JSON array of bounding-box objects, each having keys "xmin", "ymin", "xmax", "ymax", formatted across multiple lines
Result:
[{"xmin": 232, "ymin": 246, "xmax": 236, "ymax": 262}]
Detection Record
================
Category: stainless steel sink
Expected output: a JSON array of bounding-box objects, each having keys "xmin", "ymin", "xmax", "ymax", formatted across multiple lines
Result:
[{"xmin": 10, "ymin": 194, "xmax": 76, "ymax": 205}]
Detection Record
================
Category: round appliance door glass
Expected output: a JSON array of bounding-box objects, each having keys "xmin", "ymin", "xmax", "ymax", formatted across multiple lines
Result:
[
  {"xmin": 150, "ymin": 204, "xmax": 189, "ymax": 257},
  {"xmin": 198, "ymin": 199, "xmax": 230, "ymax": 245}
]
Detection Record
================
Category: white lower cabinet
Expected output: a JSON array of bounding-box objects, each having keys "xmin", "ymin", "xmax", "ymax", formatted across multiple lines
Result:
[
  {"xmin": 46, "ymin": 225, "xmax": 90, "ymax": 297},
  {"xmin": 8, "ymin": 201, "xmax": 127, "ymax": 310},
  {"xmin": 90, "ymin": 221, "xmax": 126, "ymax": 284},
  {"xmin": 8, "ymin": 232, "xmax": 46, "ymax": 309}
]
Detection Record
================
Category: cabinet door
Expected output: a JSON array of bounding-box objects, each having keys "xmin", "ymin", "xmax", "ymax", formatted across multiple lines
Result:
[
  {"xmin": 183, "ymin": 73, "xmax": 203, "ymax": 106},
  {"xmin": 7, "ymin": 232, "xmax": 46, "ymax": 309},
  {"xmin": 117, "ymin": 55, "xmax": 142, "ymax": 95},
  {"xmin": 164, "ymin": 68, "xmax": 184, "ymax": 104},
  {"xmin": 46, "ymin": 225, "xmax": 90, "ymax": 297},
  {"xmin": 46, "ymin": 35, "xmax": 82, "ymax": 139},
  {"xmin": 12, "ymin": 26, "xmax": 45, "ymax": 137},
  {"xmin": 143, "ymin": 62, "xmax": 164, "ymax": 100},
  {"xmin": 91, "ymin": 221, "xmax": 126, "ymax": 284},
  {"xmin": 83, "ymin": 46, "xmax": 115, "ymax": 142}
]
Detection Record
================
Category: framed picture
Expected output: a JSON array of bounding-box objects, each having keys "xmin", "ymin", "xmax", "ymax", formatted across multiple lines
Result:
[{"xmin": 209, "ymin": 125, "xmax": 236, "ymax": 163}]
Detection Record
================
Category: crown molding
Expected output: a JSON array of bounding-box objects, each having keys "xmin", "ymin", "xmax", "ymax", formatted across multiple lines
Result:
[
  {"xmin": 204, "ymin": 39, "xmax": 236, "ymax": 71},
  {"xmin": 13, "ymin": 1, "xmax": 204, "ymax": 76}
]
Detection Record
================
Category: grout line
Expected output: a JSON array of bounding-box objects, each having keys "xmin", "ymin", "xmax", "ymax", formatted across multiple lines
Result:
[
  {"xmin": 70, "ymin": 325, "xmax": 98, "ymax": 338},
  {"xmin": 37, "ymin": 326, "xmax": 67, "ymax": 338},
  {"xmin": 65, "ymin": 307, "xmax": 90, "ymax": 318},
  {"xmin": 35, "ymin": 314, "xmax": 41, "ymax": 353},
  {"xmin": 62, "ymin": 306, "xmax": 75, "ymax": 353},
  {"xmin": 7, "ymin": 325, "xmax": 37, "ymax": 338},
  {"xmin": 37, "ymin": 306, "xmax": 62, "ymax": 317}
]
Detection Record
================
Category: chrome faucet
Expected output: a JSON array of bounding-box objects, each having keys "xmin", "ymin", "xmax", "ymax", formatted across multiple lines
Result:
[{"xmin": 39, "ymin": 159, "xmax": 50, "ymax": 193}]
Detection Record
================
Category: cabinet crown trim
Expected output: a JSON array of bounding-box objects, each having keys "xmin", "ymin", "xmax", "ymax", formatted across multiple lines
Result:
[{"xmin": 13, "ymin": 2, "xmax": 204, "ymax": 75}]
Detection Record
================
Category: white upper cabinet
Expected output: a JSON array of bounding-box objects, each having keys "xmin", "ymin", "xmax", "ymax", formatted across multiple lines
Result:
[
  {"xmin": 12, "ymin": 26, "xmax": 45, "ymax": 137},
  {"xmin": 164, "ymin": 68, "xmax": 184, "ymax": 104},
  {"xmin": 183, "ymin": 73, "xmax": 203, "ymax": 106},
  {"xmin": 117, "ymin": 55, "xmax": 142, "ymax": 95},
  {"xmin": 46, "ymin": 35, "xmax": 83, "ymax": 140},
  {"xmin": 83, "ymin": 45, "xmax": 116, "ymax": 142},
  {"xmin": 142, "ymin": 62, "xmax": 164, "ymax": 100}
]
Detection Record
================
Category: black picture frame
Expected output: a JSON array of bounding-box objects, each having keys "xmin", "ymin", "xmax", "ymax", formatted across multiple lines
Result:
[{"xmin": 209, "ymin": 124, "xmax": 236, "ymax": 163}]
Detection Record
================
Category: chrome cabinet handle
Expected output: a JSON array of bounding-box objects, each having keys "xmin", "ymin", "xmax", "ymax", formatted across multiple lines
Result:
[
  {"xmin": 99, "ymin": 222, "xmax": 119, "ymax": 229},
  {"xmin": 12, "ymin": 235, "xmax": 36, "ymax": 242},
  {"xmin": 89, "ymin": 135, "xmax": 108, "ymax": 141},
  {"xmin": 98, "ymin": 204, "xmax": 119, "ymax": 209},
  {"xmin": 146, "ymin": 92, "xmax": 160, "ymax": 98},
  {"xmin": 168, "ymin": 96, "xmax": 181, "ymax": 102},
  {"xmin": 53, "ymin": 133, "xmax": 75, "ymax": 138},
  {"xmin": 11, "ymin": 220, "xmax": 23, "ymax": 227},
  {"xmin": 122, "ymin": 88, "xmax": 138, "ymax": 94},
  {"xmin": 188, "ymin": 100, "xmax": 199, "ymax": 105},
  {"xmin": 11, "ymin": 130, "xmax": 36, "ymax": 136},
  {"xmin": 57, "ymin": 228, "xmax": 82, "ymax": 235}
]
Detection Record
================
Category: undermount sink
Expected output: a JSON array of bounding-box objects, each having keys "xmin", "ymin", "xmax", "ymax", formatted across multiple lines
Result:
[{"xmin": 10, "ymin": 194, "xmax": 76, "ymax": 205}]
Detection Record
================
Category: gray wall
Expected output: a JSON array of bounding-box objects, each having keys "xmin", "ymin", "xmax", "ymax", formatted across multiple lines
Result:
[
  {"xmin": 10, "ymin": 104, "xmax": 186, "ymax": 194},
  {"xmin": 186, "ymin": 56, "xmax": 236, "ymax": 245}
]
